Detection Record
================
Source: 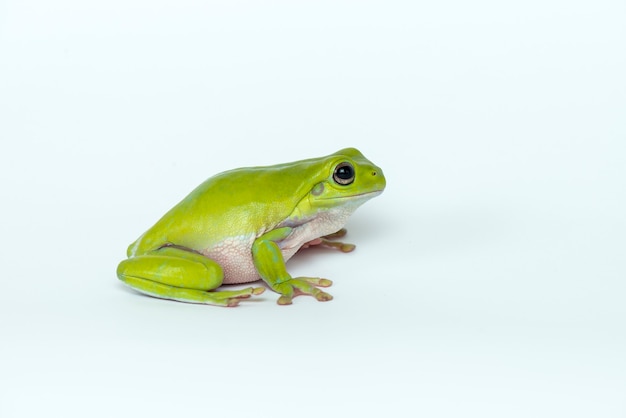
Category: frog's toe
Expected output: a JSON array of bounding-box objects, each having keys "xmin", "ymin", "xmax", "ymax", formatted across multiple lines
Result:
[
  {"xmin": 314, "ymin": 291, "xmax": 333, "ymax": 302},
  {"xmin": 277, "ymin": 295, "xmax": 293, "ymax": 305},
  {"xmin": 338, "ymin": 243, "xmax": 356, "ymax": 252},
  {"xmin": 319, "ymin": 239, "xmax": 356, "ymax": 253},
  {"xmin": 301, "ymin": 278, "xmax": 333, "ymax": 287},
  {"xmin": 226, "ymin": 299, "xmax": 242, "ymax": 307}
]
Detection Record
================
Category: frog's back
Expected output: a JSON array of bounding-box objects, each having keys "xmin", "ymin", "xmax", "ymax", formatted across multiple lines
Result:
[{"xmin": 128, "ymin": 157, "xmax": 330, "ymax": 257}]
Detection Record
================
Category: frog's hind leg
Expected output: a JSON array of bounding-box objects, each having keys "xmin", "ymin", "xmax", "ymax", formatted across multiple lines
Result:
[
  {"xmin": 302, "ymin": 228, "xmax": 356, "ymax": 253},
  {"xmin": 117, "ymin": 247, "xmax": 264, "ymax": 307}
]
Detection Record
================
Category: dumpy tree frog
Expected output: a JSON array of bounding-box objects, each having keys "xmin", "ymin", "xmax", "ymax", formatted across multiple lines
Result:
[{"xmin": 117, "ymin": 148, "xmax": 385, "ymax": 306}]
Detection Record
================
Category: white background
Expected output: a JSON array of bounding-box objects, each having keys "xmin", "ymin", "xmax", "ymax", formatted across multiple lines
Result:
[{"xmin": 1, "ymin": 1, "xmax": 625, "ymax": 417}]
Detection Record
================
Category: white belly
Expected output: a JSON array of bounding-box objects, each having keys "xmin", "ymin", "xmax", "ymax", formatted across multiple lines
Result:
[{"xmin": 201, "ymin": 235, "xmax": 259, "ymax": 284}]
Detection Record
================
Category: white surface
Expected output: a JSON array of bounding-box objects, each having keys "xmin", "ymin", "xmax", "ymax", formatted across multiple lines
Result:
[{"xmin": 1, "ymin": 1, "xmax": 625, "ymax": 417}]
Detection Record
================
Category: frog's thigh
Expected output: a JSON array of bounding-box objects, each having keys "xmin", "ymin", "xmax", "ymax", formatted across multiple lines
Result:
[
  {"xmin": 119, "ymin": 247, "xmax": 223, "ymax": 290},
  {"xmin": 117, "ymin": 247, "xmax": 258, "ymax": 306}
]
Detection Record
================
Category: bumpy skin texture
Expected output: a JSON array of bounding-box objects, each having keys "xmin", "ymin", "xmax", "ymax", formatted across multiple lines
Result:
[{"xmin": 117, "ymin": 148, "xmax": 386, "ymax": 306}]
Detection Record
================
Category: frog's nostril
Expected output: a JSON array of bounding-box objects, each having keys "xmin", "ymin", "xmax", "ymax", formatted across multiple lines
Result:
[{"xmin": 372, "ymin": 171, "xmax": 377, "ymax": 176}]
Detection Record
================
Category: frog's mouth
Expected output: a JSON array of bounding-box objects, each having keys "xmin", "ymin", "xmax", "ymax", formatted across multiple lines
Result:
[{"xmin": 322, "ymin": 190, "xmax": 384, "ymax": 200}]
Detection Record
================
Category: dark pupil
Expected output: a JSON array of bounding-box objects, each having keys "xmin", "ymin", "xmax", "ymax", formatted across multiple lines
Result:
[{"xmin": 337, "ymin": 166, "xmax": 353, "ymax": 179}]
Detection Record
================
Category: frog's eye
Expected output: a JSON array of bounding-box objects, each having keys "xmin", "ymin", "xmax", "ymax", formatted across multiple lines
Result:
[{"xmin": 333, "ymin": 162, "xmax": 355, "ymax": 185}]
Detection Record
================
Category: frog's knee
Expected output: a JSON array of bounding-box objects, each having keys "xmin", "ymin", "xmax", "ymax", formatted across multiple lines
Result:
[{"xmin": 116, "ymin": 259, "xmax": 131, "ymax": 281}]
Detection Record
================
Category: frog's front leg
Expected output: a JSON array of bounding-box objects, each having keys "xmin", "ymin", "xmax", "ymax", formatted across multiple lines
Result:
[
  {"xmin": 117, "ymin": 247, "xmax": 264, "ymax": 307},
  {"xmin": 252, "ymin": 228, "xmax": 333, "ymax": 305}
]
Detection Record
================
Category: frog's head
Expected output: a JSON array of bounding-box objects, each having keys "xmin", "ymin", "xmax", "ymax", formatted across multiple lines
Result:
[{"xmin": 308, "ymin": 147, "xmax": 386, "ymax": 209}]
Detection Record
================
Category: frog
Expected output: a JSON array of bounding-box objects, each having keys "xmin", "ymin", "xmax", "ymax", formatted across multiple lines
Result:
[{"xmin": 116, "ymin": 147, "xmax": 385, "ymax": 307}]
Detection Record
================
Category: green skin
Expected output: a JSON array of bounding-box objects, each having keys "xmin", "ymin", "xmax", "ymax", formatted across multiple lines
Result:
[{"xmin": 117, "ymin": 148, "xmax": 386, "ymax": 306}]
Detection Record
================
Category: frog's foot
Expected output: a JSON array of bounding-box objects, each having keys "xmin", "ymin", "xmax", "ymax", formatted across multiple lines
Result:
[
  {"xmin": 121, "ymin": 274, "xmax": 265, "ymax": 307},
  {"xmin": 302, "ymin": 228, "xmax": 356, "ymax": 253},
  {"xmin": 272, "ymin": 277, "xmax": 333, "ymax": 305},
  {"xmin": 214, "ymin": 286, "xmax": 266, "ymax": 307}
]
